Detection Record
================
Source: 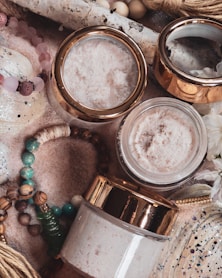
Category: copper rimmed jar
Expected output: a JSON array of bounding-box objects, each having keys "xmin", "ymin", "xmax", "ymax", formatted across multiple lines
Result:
[
  {"xmin": 61, "ymin": 175, "xmax": 178, "ymax": 278},
  {"xmin": 48, "ymin": 25, "xmax": 147, "ymax": 124},
  {"xmin": 153, "ymin": 17, "xmax": 222, "ymax": 103},
  {"xmin": 116, "ymin": 97, "xmax": 208, "ymax": 191}
]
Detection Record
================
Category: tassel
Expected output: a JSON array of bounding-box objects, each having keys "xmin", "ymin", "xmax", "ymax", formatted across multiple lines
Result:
[{"xmin": 0, "ymin": 242, "xmax": 40, "ymax": 278}]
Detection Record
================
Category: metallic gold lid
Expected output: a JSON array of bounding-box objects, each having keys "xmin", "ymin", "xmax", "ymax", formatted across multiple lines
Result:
[
  {"xmin": 85, "ymin": 175, "xmax": 178, "ymax": 236},
  {"xmin": 50, "ymin": 25, "xmax": 147, "ymax": 122},
  {"xmin": 153, "ymin": 17, "xmax": 222, "ymax": 103}
]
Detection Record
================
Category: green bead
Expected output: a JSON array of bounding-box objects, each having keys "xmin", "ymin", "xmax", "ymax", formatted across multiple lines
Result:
[
  {"xmin": 22, "ymin": 151, "xmax": 35, "ymax": 166},
  {"xmin": 28, "ymin": 198, "xmax": 34, "ymax": 205},
  {"xmin": 25, "ymin": 138, "xmax": 40, "ymax": 152},
  {"xmin": 20, "ymin": 167, "xmax": 34, "ymax": 179},
  {"xmin": 62, "ymin": 203, "xmax": 76, "ymax": 216},
  {"xmin": 51, "ymin": 206, "xmax": 62, "ymax": 217},
  {"xmin": 22, "ymin": 179, "xmax": 35, "ymax": 186}
]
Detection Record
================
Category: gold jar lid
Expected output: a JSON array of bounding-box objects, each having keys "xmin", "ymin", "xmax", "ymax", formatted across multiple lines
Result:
[
  {"xmin": 50, "ymin": 26, "xmax": 147, "ymax": 122},
  {"xmin": 85, "ymin": 175, "xmax": 178, "ymax": 236},
  {"xmin": 153, "ymin": 17, "xmax": 222, "ymax": 103}
]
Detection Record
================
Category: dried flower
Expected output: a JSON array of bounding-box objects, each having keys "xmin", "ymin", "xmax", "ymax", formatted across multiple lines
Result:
[
  {"xmin": 202, "ymin": 114, "xmax": 222, "ymax": 161},
  {"xmin": 195, "ymin": 159, "xmax": 222, "ymax": 202}
]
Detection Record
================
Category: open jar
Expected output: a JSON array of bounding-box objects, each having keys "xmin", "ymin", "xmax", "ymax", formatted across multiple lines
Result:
[
  {"xmin": 48, "ymin": 26, "xmax": 147, "ymax": 125},
  {"xmin": 61, "ymin": 175, "xmax": 178, "ymax": 278},
  {"xmin": 153, "ymin": 17, "xmax": 222, "ymax": 103},
  {"xmin": 116, "ymin": 97, "xmax": 207, "ymax": 191}
]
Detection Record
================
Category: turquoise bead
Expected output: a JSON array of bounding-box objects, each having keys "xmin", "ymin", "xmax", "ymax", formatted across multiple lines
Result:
[
  {"xmin": 28, "ymin": 198, "xmax": 34, "ymax": 205},
  {"xmin": 22, "ymin": 179, "xmax": 35, "ymax": 186},
  {"xmin": 62, "ymin": 203, "xmax": 76, "ymax": 216},
  {"xmin": 22, "ymin": 151, "xmax": 35, "ymax": 166},
  {"xmin": 51, "ymin": 206, "xmax": 62, "ymax": 217},
  {"xmin": 25, "ymin": 138, "xmax": 40, "ymax": 152},
  {"xmin": 20, "ymin": 167, "xmax": 34, "ymax": 179}
]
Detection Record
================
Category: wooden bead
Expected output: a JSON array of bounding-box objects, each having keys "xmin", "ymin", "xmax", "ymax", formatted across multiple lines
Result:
[
  {"xmin": 0, "ymin": 234, "xmax": 7, "ymax": 244},
  {"xmin": 19, "ymin": 184, "xmax": 34, "ymax": 199},
  {"xmin": 6, "ymin": 186, "xmax": 19, "ymax": 201},
  {"xmin": 0, "ymin": 196, "xmax": 12, "ymax": 211},
  {"xmin": 0, "ymin": 210, "xmax": 7, "ymax": 222},
  {"xmin": 18, "ymin": 212, "xmax": 31, "ymax": 226},
  {"xmin": 33, "ymin": 191, "xmax": 47, "ymax": 206},
  {"xmin": 27, "ymin": 224, "xmax": 42, "ymax": 236},
  {"xmin": 0, "ymin": 223, "xmax": 6, "ymax": 234},
  {"xmin": 15, "ymin": 200, "xmax": 28, "ymax": 212}
]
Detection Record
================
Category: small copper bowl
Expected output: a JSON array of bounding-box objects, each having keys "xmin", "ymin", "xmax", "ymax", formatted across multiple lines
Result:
[
  {"xmin": 153, "ymin": 17, "xmax": 222, "ymax": 103},
  {"xmin": 49, "ymin": 25, "xmax": 147, "ymax": 123}
]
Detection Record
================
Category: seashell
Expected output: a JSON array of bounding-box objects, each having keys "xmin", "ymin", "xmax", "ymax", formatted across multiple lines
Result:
[{"xmin": 0, "ymin": 46, "xmax": 47, "ymax": 134}]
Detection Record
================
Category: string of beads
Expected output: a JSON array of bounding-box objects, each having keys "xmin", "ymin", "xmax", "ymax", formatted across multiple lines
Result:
[
  {"xmin": 0, "ymin": 124, "xmax": 110, "ymax": 257},
  {"xmin": 0, "ymin": 12, "xmax": 50, "ymax": 96}
]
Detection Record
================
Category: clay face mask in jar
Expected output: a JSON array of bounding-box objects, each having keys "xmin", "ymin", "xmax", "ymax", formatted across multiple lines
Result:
[
  {"xmin": 61, "ymin": 175, "xmax": 178, "ymax": 278},
  {"xmin": 116, "ymin": 97, "xmax": 207, "ymax": 191},
  {"xmin": 153, "ymin": 17, "xmax": 222, "ymax": 103},
  {"xmin": 48, "ymin": 26, "xmax": 147, "ymax": 125}
]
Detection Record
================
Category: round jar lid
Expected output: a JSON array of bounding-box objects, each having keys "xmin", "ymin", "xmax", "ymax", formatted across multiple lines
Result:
[{"xmin": 85, "ymin": 175, "xmax": 179, "ymax": 236}]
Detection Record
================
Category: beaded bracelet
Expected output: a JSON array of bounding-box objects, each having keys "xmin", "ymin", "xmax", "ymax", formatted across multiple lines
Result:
[
  {"xmin": 0, "ymin": 12, "xmax": 50, "ymax": 96},
  {"xmin": 0, "ymin": 124, "xmax": 110, "ymax": 258}
]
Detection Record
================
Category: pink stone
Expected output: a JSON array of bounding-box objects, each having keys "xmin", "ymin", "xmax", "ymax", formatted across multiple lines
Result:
[
  {"xmin": 36, "ymin": 42, "xmax": 48, "ymax": 55},
  {"xmin": 40, "ymin": 60, "xmax": 51, "ymax": 72},
  {"xmin": 8, "ymin": 17, "xmax": 18, "ymax": 31},
  {"xmin": 32, "ymin": 77, "xmax": 45, "ymax": 91},
  {"xmin": 2, "ymin": 76, "xmax": 19, "ymax": 92},
  {"xmin": 0, "ymin": 13, "xmax": 7, "ymax": 27},
  {"xmin": 39, "ymin": 51, "xmax": 51, "ymax": 62},
  {"xmin": 31, "ymin": 36, "xmax": 43, "ymax": 47}
]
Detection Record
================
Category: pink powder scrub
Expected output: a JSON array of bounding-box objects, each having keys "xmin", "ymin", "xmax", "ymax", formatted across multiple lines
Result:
[
  {"xmin": 62, "ymin": 37, "xmax": 138, "ymax": 110},
  {"xmin": 117, "ymin": 97, "xmax": 208, "ymax": 190},
  {"xmin": 129, "ymin": 106, "xmax": 196, "ymax": 173}
]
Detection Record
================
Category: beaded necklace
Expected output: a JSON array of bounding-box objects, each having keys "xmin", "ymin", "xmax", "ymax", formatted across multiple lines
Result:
[
  {"xmin": 0, "ymin": 124, "xmax": 109, "ymax": 276},
  {"xmin": 0, "ymin": 12, "xmax": 50, "ymax": 96}
]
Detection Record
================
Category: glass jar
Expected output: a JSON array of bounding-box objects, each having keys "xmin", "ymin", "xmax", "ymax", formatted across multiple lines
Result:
[
  {"xmin": 48, "ymin": 26, "xmax": 147, "ymax": 125},
  {"xmin": 116, "ymin": 97, "xmax": 207, "ymax": 191},
  {"xmin": 153, "ymin": 16, "xmax": 222, "ymax": 103},
  {"xmin": 61, "ymin": 175, "xmax": 178, "ymax": 278}
]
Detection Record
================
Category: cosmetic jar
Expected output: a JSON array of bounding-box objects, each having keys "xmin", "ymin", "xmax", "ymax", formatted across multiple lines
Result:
[
  {"xmin": 153, "ymin": 17, "xmax": 222, "ymax": 103},
  {"xmin": 48, "ymin": 25, "xmax": 147, "ymax": 124},
  {"xmin": 61, "ymin": 175, "xmax": 178, "ymax": 278},
  {"xmin": 116, "ymin": 97, "xmax": 207, "ymax": 191}
]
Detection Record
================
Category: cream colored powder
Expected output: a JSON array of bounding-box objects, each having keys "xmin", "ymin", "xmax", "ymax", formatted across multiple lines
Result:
[
  {"xmin": 63, "ymin": 37, "xmax": 138, "ymax": 110},
  {"xmin": 129, "ymin": 106, "xmax": 196, "ymax": 174}
]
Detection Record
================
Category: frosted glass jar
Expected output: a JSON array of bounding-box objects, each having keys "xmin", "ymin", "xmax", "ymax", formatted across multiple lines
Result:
[
  {"xmin": 61, "ymin": 175, "xmax": 178, "ymax": 278},
  {"xmin": 48, "ymin": 26, "xmax": 147, "ymax": 125},
  {"xmin": 116, "ymin": 97, "xmax": 208, "ymax": 191}
]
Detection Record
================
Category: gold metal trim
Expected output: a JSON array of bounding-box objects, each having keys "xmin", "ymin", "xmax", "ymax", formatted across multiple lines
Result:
[
  {"xmin": 153, "ymin": 17, "xmax": 222, "ymax": 103},
  {"xmin": 50, "ymin": 25, "xmax": 147, "ymax": 122},
  {"xmin": 85, "ymin": 175, "xmax": 179, "ymax": 236}
]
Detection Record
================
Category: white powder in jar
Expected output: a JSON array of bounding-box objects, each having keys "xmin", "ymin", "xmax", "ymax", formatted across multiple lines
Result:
[
  {"xmin": 62, "ymin": 37, "xmax": 138, "ymax": 110},
  {"xmin": 61, "ymin": 202, "xmax": 165, "ymax": 278},
  {"xmin": 128, "ymin": 106, "xmax": 196, "ymax": 174}
]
